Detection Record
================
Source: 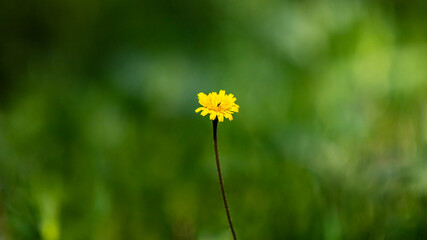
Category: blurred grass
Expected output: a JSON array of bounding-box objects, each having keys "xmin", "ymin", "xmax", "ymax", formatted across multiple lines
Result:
[{"xmin": 1, "ymin": 0, "xmax": 427, "ymax": 239}]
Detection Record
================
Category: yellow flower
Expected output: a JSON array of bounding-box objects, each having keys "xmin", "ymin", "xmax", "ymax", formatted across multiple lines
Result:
[{"xmin": 195, "ymin": 90, "xmax": 239, "ymax": 122}]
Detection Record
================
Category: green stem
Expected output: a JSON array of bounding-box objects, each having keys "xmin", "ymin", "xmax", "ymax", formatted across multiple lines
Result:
[{"xmin": 212, "ymin": 119, "xmax": 237, "ymax": 240}]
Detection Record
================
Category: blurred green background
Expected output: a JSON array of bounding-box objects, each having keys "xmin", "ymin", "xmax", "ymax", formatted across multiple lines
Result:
[{"xmin": 1, "ymin": 0, "xmax": 427, "ymax": 239}]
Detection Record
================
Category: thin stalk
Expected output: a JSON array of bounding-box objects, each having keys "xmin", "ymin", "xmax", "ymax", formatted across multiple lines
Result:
[{"xmin": 212, "ymin": 119, "xmax": 237, "ymax": 240}]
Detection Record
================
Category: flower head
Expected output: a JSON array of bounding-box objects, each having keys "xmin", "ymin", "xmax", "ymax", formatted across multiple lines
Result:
[{"xmin": 195, "ymin": 90, "xmax": 239, "ymax": 122}]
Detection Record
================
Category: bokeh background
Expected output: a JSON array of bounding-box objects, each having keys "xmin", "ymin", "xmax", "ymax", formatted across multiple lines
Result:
[{"xmin": 1, "ymin": 0, "xmax": 427, "ymax": 239}]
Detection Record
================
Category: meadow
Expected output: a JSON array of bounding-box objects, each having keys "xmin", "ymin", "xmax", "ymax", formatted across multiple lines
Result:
[{"xmin": 0, "ymin": 0, "xmax": 427, "ymax": 239}]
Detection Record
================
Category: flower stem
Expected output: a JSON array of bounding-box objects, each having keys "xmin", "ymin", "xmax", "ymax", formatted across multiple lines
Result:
[{"xmin": 212, "ymin": 119, "xmax": 237, "ymax": 240}]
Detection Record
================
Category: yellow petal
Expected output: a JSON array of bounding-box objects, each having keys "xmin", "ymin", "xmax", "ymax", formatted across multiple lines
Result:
[
  {"xmin": 218, "ymin": 114, "xmax": 224, "ymax": 122},
  {"xmin": 198, "ymin": 93, "xmax": 209, "ymax": 105},
  {"xmin": 195, "ymin": 107, "xmax": 205, "ymax": 113},
  {"xmin": 197, "ymin": 92, "xmax": 207, "ymax": 99},
  {"xmin": 219, "ymin": 90, "xmax": 225, "ymax": 98},
  {"xmin": 201, "ymin": 109, "xmax": 210, "ymax": 116}
]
